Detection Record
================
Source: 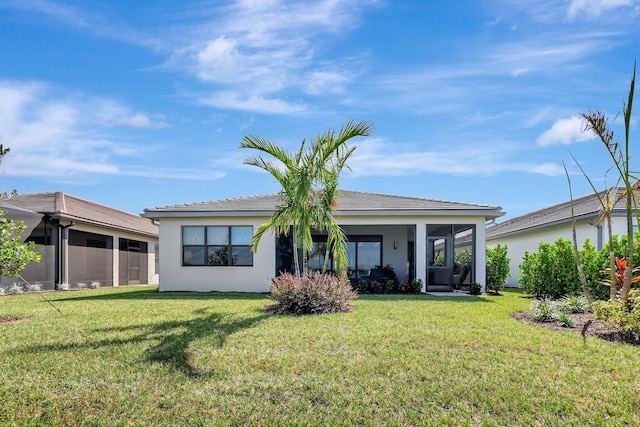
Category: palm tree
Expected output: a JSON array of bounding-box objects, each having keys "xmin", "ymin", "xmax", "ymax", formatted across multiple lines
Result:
[
  {"xmin": 308, "ymin": 121, "xmax": 374, "ymax": 275},
  {"xmin": 240, "ymin": 120, "xmax": 374, "ymax": 277},
  {"xmin": 581, "ymin": 61, "xmax": 638, "ymax": 301},
  {"xmin": 240, "ymin": 136, "xmax": 307, "ymax": 274}
]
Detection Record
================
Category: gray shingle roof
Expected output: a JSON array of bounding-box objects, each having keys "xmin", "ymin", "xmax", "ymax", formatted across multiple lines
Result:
[
  {"xmin": 1, "ymin": 192, "xmax": 158, "ymax": 238},
  {"xmin": 143, "ymin": 190, "xmax": 504, "ymax": 219},
  {"xmin": 486, "ymin": 187, "xmax": 627, "ymax": 239}
]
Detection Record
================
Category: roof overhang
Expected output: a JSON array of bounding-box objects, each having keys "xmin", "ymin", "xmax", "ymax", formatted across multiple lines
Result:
[{"xmin": 143, "ymin": 208, "xmax": 505, "ymax": 221}]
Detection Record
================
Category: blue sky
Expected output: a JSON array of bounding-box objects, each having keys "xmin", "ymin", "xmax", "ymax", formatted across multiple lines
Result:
[{"xmin": 0, "ymin": 0, "xmax": 639, "ymax": 221}]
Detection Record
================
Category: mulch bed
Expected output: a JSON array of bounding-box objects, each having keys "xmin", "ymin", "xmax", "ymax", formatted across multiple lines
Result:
[
  {"xmin": 0, "ymin": 316, "xmax": 30, "ymax": 324},
  {"xmin": 511, "ymin": 311, "xmax": 639, "ymax": 346}
]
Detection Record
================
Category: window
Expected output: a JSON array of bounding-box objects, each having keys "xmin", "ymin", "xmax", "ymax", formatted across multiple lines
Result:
[
  {"xmin": 182, "ymin": 226, "xmax": 253, "ymax": 266},
  {"xmin": 346, "ymin": 236, "xmax": 382, "ymax": 281}
]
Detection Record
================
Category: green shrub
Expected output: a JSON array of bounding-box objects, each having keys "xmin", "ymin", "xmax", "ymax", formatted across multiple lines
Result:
[
  {"xmin": 593, "ymin": 288, "xmax": 640, "ymax": 338},
  {"xmin": 267, "ymin": 272, "xmax": 357, "ymax": 315},
  {"xmin": 90, "ymin": 281, "xmax": 101, "ymax": 289},
  {"xmin": 358, "ymin": 280, "xmax": 368, "ymax": 294},
  {"xmin": 370, "ymin": 281, "xmax": 382, "ymax": 294},
  {"xmin": 76, "ymin": 282, "xmax": 87, "ymax": 290},
  {"xmin": 579, "ymin": 239, "xmax": 609, "ymax": 300},
  {"xmin": 557, "ymin": 294, "xmax": 591, "ymax": 314},
  {"xmin": 519, "ymin": 238, "xmax": 582, "ymax": 299},
  {"xmin": 486, "ymin": 244, "xmax": 510, "ymax": 294},
  {"xmin": 408, "ymin": 278, "xmax": 423, "ymax": 294},
  {"xmin": 529, "ymin": 299, "xmax": 555, "ymax": 322},
  {"xmin": 8, "ymin": 283, "xmax": 24, "ymax": 295},
  {"xmin": 552, "ymin": 311, "xmax": 575, "ymax": 328},
  {"xmin": 469, "ymin": 282, "xmax": 481, "ymax": 295},
  {"xmin": 26, "ymin": 282, "xmax": 42, "ymax": 292},
  {"xmin": 385, "ymin": 280, "xmax": 396, "ymax": 294},
  {"xmin": 529, "ymin": 297, "xmax": 583, "ymax": 328}
]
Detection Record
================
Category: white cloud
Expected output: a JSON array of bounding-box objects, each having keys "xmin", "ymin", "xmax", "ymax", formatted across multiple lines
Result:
[
  {"xmin": 343, "ymin": 138, "xmax": 565, "ymax": 177},
  {"xmin": 198, "ymin": 91, "xmax": 307, "ymax": 115},
  {"xmin": 536, "ymin": 115, "xmax": 594, "ymax": 146},
  {"xmin": 0, "ymin": 80, "xmax": 202, "ymax": 180},
  {"xmin": 171, "ymin": 0, "xmax": 375, "ymax": 113},
  {"xmin": 112, "ymin": 113, "xmax": 168, "ymax": 129},
  {"xmin": 305, "ymin": 70, "xmax": 350, "ymax": 95},
  {"xmin": 567, "ymin": 0, "xmax": 636, "ymax": 18}
]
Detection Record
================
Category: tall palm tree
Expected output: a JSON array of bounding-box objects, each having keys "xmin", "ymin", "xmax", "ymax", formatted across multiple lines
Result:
[
  {"xmin": 240, "ymin": 120, "xmax": 374, "ymax": 277},
  {"xmin": 240, "ymin": 135, "xmax": 307, "ymax": 274},
  {"xmin": 310, "ymin": 120, "xmax": 374, "ymax": 275},
  {"xmin": 581, "ymin": 61, "xmax": 638, "ymax": 301}
]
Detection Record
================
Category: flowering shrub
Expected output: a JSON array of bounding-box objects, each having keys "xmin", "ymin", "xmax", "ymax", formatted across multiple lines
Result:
[{"xmin": 267, "ymin": 272, "xmax": 357, "ymax": 315}]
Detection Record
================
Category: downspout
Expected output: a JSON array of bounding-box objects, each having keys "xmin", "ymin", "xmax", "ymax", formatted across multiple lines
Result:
[{"xmin": 589, "ymin": 219, "xmax": 603, "ymax": 251}]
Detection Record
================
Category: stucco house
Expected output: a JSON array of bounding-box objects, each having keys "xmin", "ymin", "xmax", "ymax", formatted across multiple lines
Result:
[
  {"xmin": 143, "ymin": 190, "xmax": 504, "ymax": 293},
  {"xmin": 486, "ymin": 187, "xmax": 630, "ymax": 287},
  {"xmin": 1, "ymin": 192, "xmax": 159, "ymax": 289}
]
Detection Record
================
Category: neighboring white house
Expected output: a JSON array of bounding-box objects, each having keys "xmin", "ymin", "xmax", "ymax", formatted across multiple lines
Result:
[
  {"xmin": 143, "ymin": 190, "xmax": 504, "ymax": 293},
  {"xmin": 486, "ymin": 188, "xmax": 632, "ymax": 287},
  {"xmin": 1, "ymin": 192, "xmax": 159, "ymax": 289}
]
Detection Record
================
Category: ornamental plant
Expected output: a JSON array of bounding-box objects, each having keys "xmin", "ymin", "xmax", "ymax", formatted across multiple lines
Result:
[
  {"xmin": 593, "ymin": 288, "xmax": 640, "ymax": 339},
  {"xmin": 519, "ymin": 238, "xmax": 584, "ymax": 299},
  {"xmin": 486, "ymin": 244, "xmax": 510, "ymax": 294},
  {"xmin": 408, "ymin": 278, "xmax": 423, "ymax": 294},
  {"xmin": 266, "ymin": 272, "xmax": 357, "ymax": 315}
]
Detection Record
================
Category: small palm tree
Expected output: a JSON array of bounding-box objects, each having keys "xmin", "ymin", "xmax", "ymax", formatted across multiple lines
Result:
[{"xmin": 240, "ymin": 120, "xmax": 374, "ymax": 276}]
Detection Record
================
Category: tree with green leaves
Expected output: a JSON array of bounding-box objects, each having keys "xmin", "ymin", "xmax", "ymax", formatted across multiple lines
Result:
[
  {"xmin": 240, "ymin": 120, "xmax": 374, "ymax": 276},
  {"xmin": 0, "ymin": 145, "xmax": 41, "ymax": 279}
]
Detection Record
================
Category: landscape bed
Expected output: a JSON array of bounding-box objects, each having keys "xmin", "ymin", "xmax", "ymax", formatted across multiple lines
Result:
[{"xmin": 1, "ymin": 286, "xmax": 638, "ymax": 426}]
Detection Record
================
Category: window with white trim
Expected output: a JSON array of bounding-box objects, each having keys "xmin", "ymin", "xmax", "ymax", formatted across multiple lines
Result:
[{"xmin": 182, "ymin": 226, "xmax": 253, "ymax": 266}]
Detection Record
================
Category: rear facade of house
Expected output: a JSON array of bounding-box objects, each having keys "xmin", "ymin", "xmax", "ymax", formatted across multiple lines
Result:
[
  {"xmin": 144, "ymin": 190, "xmax": 504, "ymax": 293},
  {"xmin": 486, "ymin": 188, "xmax": 632, "ymax": 287},
  {"xmin": 1, "ymin": 192, "xmax": 159, "ymax": 289}
]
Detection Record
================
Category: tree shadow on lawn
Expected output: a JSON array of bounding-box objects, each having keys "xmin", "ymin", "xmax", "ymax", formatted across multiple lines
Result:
[{"xmin": 10, "ymin": 307, "xmax": 269, "ymax": 378}]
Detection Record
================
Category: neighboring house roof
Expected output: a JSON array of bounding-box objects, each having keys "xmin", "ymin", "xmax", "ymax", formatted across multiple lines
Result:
[
  {"xmin": 143, "ymin": 190, "xmax": 505, "ymax": 219},
  {"xmin": 486, "ymin": 187, "xmax": 628, "ymax": 240},
  {"xmin": 1, "ymin": 192, "xmax": 158, "ymax": 238}
]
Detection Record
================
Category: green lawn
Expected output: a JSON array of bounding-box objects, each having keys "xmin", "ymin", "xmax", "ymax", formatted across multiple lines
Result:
[{"xmin": 1, "ymin": 287, "xmax": 638, "ymax": 426}]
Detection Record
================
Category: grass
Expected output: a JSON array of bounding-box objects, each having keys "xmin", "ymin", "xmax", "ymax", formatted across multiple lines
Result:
[{"xmin": 1, "ymin": 287, "xmax": 639, "ymax": 426}]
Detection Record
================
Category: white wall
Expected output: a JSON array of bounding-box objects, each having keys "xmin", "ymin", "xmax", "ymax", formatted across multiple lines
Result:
[
  {"xmin": 158, "ymin": 217, "xmax": 276, "ymax": 292},
  {"xmin": 156, "ymin": 214, "xmax": 490, "ymax": 293},
  {"xmin": 487, "ymin": 218, "xmax": 625, "ymax": 287}
]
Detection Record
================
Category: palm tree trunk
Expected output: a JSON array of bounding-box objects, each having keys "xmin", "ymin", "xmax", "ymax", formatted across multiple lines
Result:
[
  {"xmin": 607, "ymin": 215, "xmax": 617, "ymax": 300},
  {"xmin": 292, "ymin": 229, "xmax": 301, "ymax": 277},
  {"xmin": 322, "ymin": 231, "xmax": 332, "ymax": 273},
  {"xmin": 622, "ymin": 190, "xmax": 634, "ymax": 300}
]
